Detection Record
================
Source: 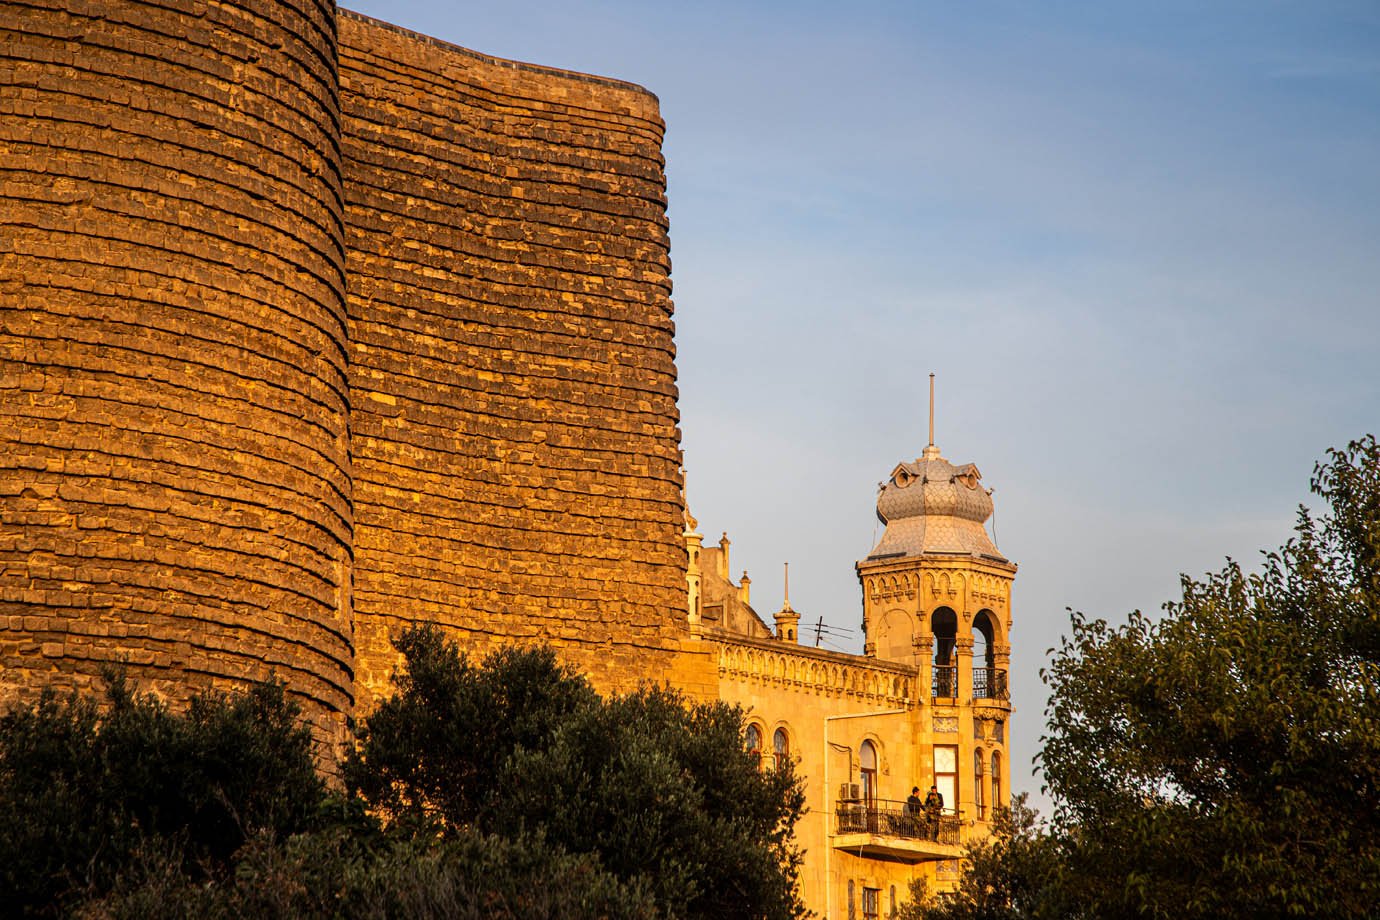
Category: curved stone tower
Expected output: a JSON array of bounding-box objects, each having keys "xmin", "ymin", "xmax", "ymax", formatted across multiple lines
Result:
[
  {"xmin": 338, "ymin": 13, "xmax": 700, "ymax": 707},
  {"xmin": 0, "ymin": 0, "xmax": 353, "ymax": 745}
]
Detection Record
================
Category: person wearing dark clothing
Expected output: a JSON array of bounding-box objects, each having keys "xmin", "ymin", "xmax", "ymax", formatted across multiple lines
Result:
[
  {"xmin": 924, "ymin": 784, "xmax": 944, "ymax": 840},
  {"xmin": 904, "ymin": 786, "xmax": 923, "ymax": 836}
]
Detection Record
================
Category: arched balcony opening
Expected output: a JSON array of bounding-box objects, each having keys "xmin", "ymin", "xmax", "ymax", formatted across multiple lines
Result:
[
  {"xmin": 932, "ymin": 607, "xmax": 958, "ymax": 698},
  {"xmin": 973, "ymin": 609, "xmax": 1008, "ymax": 700}
]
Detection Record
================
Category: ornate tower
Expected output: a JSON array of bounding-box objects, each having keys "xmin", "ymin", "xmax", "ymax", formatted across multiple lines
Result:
[{"xmin": 855, "ymin": 393, "xmax": 1016, "ymax": 822}]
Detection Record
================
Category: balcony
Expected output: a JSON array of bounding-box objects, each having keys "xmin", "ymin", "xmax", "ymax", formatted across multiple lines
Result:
[
  {"xmin": 833, "ymin": 798, "xmax": 962, "ymax": 862},
  {"xmin": 932, "ymin": 666, "xmax": 957, "ymax": 699},
  {"xmin": 973, "ymin": 667, "xmax": 1008, "ymax": 700}
]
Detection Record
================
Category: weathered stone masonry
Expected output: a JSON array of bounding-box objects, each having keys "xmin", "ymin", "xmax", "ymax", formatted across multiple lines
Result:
[
  {"xmin": 0, "ymin": 1, "xmax": 701, "ymax": 751},
  {"xmin": 338, "ymin": 13, "xmax": 690, "ymax": 707}
]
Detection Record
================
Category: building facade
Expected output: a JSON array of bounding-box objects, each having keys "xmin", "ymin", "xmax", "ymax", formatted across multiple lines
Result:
[{"xmin": 688, "ymin": 437, "xmax": 1015, "ymax": 916}]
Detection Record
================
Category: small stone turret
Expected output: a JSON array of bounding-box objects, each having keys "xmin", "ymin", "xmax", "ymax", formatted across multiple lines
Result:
[{"xmin": 774, "ymin": 562, "xmax": 800, "ymax": 643}]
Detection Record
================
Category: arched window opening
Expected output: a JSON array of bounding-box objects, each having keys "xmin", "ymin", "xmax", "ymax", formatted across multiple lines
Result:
[
  {"xmin": 991, "ymin": 751, "xmax": 1002, "ymax": 814},
  {"xmin": 860, "ymin": 740, "xmax": 878, "ymax": 808},
  {"xmin": 973, "ymin": 609, "xmax": 1006, "ymax": 699},
  {"xmin": 973, "ymin": 610, "xmax": 995, "ymax": 668},
  {"xmin": 932, "ymin": 607, "xmax": 958, "ymax": 697},
  {"xmin": 745, "ymin": 723, "xmax": 763, "ymax": 769},
  {"xmin": 773, "ymin": 728, "xmax": 789, "ymax": 771},
  {"xmin": 974, "ymin": 748, "xmax": 985, "ymax": 820}
]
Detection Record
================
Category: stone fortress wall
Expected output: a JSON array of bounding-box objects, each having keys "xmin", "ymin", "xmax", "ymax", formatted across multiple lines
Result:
[
  {"xmin": 0, "ymin": 0, "xmax": 704, "ymax": 750},
  {"xmin": 337, "ymin": 13, "xmax": 693, "ymax": 707}
]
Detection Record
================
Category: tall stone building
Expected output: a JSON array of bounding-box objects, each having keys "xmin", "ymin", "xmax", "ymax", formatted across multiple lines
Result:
[{"xmin": 690, "ymin": 428, "xmax": 1016, "ymax": 914}]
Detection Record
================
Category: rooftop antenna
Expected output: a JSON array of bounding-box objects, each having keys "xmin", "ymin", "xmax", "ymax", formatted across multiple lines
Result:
[
  {"xmin": 782, "ymin": 561, "xmax": 791, "ymax": 610},
  {"xmin": 814, "ymin": 616, "xmax": 825, "ymax": 648}
]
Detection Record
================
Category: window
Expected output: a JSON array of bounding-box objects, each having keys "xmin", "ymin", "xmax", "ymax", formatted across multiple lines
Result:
[
  {"xmin": 860, "ymin": 740, "xmax": 878, "ymax": 807},
  {"xmin": 974, "ymin": 748, "xmax": 985, "ymax": 820},
  {"xmin": 991, "ymin": 751, "xmax": 1002, "ymax": 813},
  {"xmin": 745, "ymin": 723, "xmax": 762, "ymax": 768},
  {"xmin": 933, "ymin": 744, "xmax": 957, "ymax": 816},
  {"xmin": 773, "ymin": 727, "xmax": 789, "ymax": 771},
  {"xmin": 862, "ymin": 886, "xmax": 881, "ymax": 920},
  {"xmin": 848, "ymin": 880, "xmax": 856, "ymax": 920}
]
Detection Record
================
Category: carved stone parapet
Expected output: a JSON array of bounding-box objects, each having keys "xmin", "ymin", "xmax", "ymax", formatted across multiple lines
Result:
[{"xmin": 714, "ymin": 639, "xmax": 915, "ymax": 705}]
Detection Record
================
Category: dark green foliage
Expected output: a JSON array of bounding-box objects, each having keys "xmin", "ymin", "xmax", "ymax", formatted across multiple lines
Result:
[
  {"xmin": 0, "ymin": 674, "xmax": 325, "ymax": 917},
  {"xmin": 498, "ymin": 686, "xmax": 806, "ymax": 919},
  {"xmin": 909, "ymin": 436, "xmax": 1380, "ymax": 920},
  {"xmin": 5, "ymin": 629, "xmax": 807, "ymax": 919},
  {"xmin": 343, "ymin": 630, "xmax": 597, "ymax": 837},
  {"xmin": 1036, "ymin": 436, "xmax": 1380, "ymax": 919},
  {"xmin": 83, "ymin": 827, "xmax": 656, "ymax": 920},
  {"xmin": 349, "ymin": 626, "xmax": 808, "ymax": 920}
]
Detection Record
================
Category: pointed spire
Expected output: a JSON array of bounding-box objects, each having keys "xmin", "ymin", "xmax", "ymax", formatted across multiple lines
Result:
[
  {"xmin": 775, "ymin": 561, "xmax": 800, "ymax": 643},
  {"xmin": 922, "ymin": 372, "xmax": 942, "ymax": 460},
  {"xmin": 929, "ymin": 372, "xmax": 934, "ymax": 447}
]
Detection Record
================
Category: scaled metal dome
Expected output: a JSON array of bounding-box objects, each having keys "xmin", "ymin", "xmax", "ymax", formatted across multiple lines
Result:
[{"xmin": 865, "ymin": 445, "xmax": 1006, "ymax": 561}]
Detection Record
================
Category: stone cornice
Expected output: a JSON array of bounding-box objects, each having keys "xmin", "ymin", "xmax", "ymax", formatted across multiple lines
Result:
[{"xmin": 711, "ymin": 634, "xmax": 916, "ymax": 705}]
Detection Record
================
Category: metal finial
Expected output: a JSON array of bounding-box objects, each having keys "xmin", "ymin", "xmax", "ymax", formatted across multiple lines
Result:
[{"xmin": 928, "ymin": 373, "xmax": 935, "ymax": 448}]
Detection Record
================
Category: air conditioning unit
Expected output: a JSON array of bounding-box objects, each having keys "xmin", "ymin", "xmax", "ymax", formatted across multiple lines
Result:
[{"xmin": 838, "ymin": 783, "xmax": 861, "ymax": 802}]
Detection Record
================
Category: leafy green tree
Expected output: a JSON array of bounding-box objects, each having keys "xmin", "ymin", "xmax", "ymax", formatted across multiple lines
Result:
[
  {"xmin": 499, "ymin": 686, "xmax": 806, "ymax": 919},
  {"xmin": 904, "ymin": 435, "xmax": 1380, "ymax": 920},
  {"xmin": 343, "ymin": 630, "xmax": 598, "ymax": 836},
  {"xmin": 1036, "ymin": 435, "xmax": 1380, "ymax": 918},
  {"xmin": 348, "ymin": 626, "xmax": 808, "ymax": 920},
  {"xmin": 85, "ymin": 826, "xmax": 657, "ymax": 920},
  {"xmin": 0, "ymin": 673, "xmax": 327, "ymax": 917}
]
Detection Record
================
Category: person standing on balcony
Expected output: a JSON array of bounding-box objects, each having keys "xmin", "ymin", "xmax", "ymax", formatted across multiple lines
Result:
[
  {"xmin": 905, "ymin": 786, "xmax": 923, "ymax": 835},
  {"xmin": 924, "ymin": 784, "xmax": 944, "ymax": 840}
]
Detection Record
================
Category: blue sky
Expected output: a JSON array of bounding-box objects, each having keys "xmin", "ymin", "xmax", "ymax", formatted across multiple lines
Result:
[{"xmin": 344, "ymin": 0, "xmax": 1380, "ymax": 809}]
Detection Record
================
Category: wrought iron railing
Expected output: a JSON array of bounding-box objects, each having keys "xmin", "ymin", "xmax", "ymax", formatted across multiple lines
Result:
[
  {"xmin": 932, "ymin": 665, "xmax": 957, "ymax": 698},
  {"xmin": 973, "ymin": 667, "xmax": 1009, "ymax": 700},
  {"xmin": 834, "ymin": 798, "xmax": 960, "ymax": 845}
]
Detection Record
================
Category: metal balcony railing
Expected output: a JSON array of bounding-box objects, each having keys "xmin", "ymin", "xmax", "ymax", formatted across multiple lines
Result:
[
  {"xmin": 932, "ymin": 665, "xmax": 957, "ymax": 698},
  {"xmin": 973, "ymin": 667, "xmax": 1009, "ymax": 700},
  {"xmin": 834, "ymin": 799, "xmax": 960, "ymax": 845}
]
